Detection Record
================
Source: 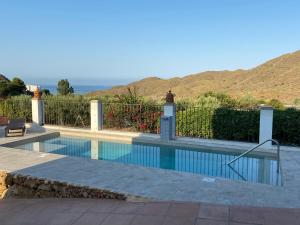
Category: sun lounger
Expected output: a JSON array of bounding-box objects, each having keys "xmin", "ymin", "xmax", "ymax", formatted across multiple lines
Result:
[{"xmin": 5, "ymin": 118, "xmax": 26, "ymax": 137}]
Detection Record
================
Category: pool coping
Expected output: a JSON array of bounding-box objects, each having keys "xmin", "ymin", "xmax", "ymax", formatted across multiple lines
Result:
[{"xmin": 1, "ymin": 127, "xmax": 300, "ymax": 208}]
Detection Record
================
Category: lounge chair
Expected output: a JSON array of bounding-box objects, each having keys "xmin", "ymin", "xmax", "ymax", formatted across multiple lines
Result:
[{"xmin": 5, "ymin": 118, "xmax": 26, "ymax": 137}]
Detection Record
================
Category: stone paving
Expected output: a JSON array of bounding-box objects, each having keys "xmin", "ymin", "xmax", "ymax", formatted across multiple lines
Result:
[
  {"xmin": 1, "ymin": 130, "xmax": 300, "ymax": 208},
  {"xmin": 0, "ymin": 198, "xmax": 300, "ymax": 225}
]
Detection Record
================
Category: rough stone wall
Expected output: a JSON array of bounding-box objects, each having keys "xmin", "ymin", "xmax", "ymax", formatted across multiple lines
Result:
[
  {"xmin": 0, "ymin": 171, "xmax": 126, "ymax": 200},
  {"xmin": 0, "ymin": 172, "xmax": 10, "ymax": 198}
]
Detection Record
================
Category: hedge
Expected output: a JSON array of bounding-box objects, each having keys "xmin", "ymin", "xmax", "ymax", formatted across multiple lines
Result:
[
  {"xmin": 0, "ymin": 96, "xmax": 32, "ymax": 122},
  {"xmin": 177, "ymin": 106, "xmax": 300, "ymax": 146},
  {"xmin": 273, "ymin": 108, "xmax": 300, "ymax": 146},
  {"xmin": 44, "ymin": 98, "xmax": 90, "ymax": 128}
]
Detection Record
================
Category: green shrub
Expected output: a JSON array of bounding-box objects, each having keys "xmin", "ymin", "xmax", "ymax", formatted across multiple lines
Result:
[
  {"xmin": 273, "ymin": 108, "xmax": 300, "ymax": 146},
  {"xmin": 268, "ymin": 99, "xmax": 284, "ymax": 109},
  {"xmin": 176, "ymin": 107, "xmax": 215, "ymax": 138},
  {"xmin": 104, "ymin": 103, "xmax": 162, "ymax": 133},
  {"xmin": 44, "ymin": 96, "xmax": 90, "ymax": 127},
  {"xmin": 212, "ymin": 108, "xmax": 259, "ymax": 142},
  {"xmin": 0, "ymin": 95, "xmax": 32, "ymax": 122},
  {"xmin": 237, "ymin": 94, "xmax": 260, "ymax": 109},
  {"xmin": 177, "ymin": 107, "xmax": 260, "ymax": 142}
]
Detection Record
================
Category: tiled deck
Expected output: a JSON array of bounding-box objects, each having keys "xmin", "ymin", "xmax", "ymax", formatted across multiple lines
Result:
[{"xmin": 1, "ymin": 198, "xmax": 299, "ymax": 225}]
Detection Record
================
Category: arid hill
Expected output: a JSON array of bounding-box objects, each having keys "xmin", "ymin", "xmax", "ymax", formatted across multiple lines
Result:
[
  {"xmin": 0, "ymin": 74, "xmax": 10, "ymax": 82},
  {"xmin": 89, "ymin": 50, "xmax": 300, "ymax": 104}
]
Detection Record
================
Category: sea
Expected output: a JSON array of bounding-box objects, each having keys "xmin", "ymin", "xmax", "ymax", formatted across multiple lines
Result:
[{"xmin": 40, "ymin": 85, "xmax": 111, "ymax": 95}]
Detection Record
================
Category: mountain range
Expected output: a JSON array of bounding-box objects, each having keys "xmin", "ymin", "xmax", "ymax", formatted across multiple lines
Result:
[{"xmin": 89, "ymin": 50, "xmax": 300, "ymax": 104}]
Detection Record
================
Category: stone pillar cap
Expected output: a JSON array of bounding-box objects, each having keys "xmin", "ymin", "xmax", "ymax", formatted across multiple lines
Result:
[
  {"xmin": 90, "ymin": 99, "xmax": 102, "ymax": 103},
  {"xmin": 32, "ymin": 87, "xmax": 41, "ymax": 100},
  {"xmin": 260, "ymin": 105, "xmax": 273, "ymax": 110}
]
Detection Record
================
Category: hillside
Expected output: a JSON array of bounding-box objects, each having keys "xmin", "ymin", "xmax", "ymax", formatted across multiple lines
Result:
[
  {"xmin": 0, "ymin": 74, "xmax": 10, "ymax": 82},
  {"xmin": 90, "ymin": 50, "xmax": 300, "ymax": 104}
]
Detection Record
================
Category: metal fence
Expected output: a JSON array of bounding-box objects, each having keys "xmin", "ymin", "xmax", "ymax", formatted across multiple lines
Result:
[
  {"xmin": 0, "ymin": 98, "xmax": 32, "ymax": 123},
  {"xmin": 103, "ymin": 103, "xmax": 163, "ymax": 134},
  {"xmin": 44, "ymin": 99, "xmax": 90, "ymax": 128},
  {"xmin": 176, "ymin": 106, "xmax": 214, "ymax": 138},
  {"xmin": 176, "ymin": 106, "xmax": 260, "ymax": 142}
]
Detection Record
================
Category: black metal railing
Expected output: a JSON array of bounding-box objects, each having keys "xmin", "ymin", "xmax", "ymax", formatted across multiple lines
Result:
[
  {"xmin": 0, "ymin": 98, "xmax": 32, "ymax": 123},
  {"xmin": 176, "ymin": 106, "xmax": 260, "ymax": 142},
  {"xmin": 44, "ymin": 99, "xmax": 90, "ymax": 128},
  {"xmin": 176, "ymin": 106, "xmax": 215, "ymax": 138}
]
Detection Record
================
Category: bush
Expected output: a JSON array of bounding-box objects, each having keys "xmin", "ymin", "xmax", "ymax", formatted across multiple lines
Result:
[
  {"xmin": 212, "ymin": 108, "xmax": 259, "ymax": 142},
  {"xmin": 273, "ymin": 108, "xmax": 300, "ymax": 146},
  {"xmin": 203, "ymin": 92, "xmax": 237, "ymax": 108},
  {"xmin": 176, "ymin": 107, "xmax": 215, "ymax": 138},
  {"xmin": 177, "ymin": 107, "xmax": 260, "ymax": 142},
  {"xmin": 104, "ymin": 103, "xmax": 162, "ymax": 133},
  {"xmin": 237, "ymin": 94, "xmax": 260, "ymax": 109},
  {"xmin": 268, "ymin": 99, "xmax": 284, "ymax": 109},
  {"xmin": 0, "ymin": 95, "xmax": 32, "ymax": 122},
  {"xmin": 43, "ymin": 96, "xmax": 90, "ymax": 127}
]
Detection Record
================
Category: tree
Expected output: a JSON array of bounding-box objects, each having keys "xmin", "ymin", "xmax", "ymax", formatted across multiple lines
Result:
[
  {"xmin": 41, "ymin": 89, "xmax": 51, "ymax": 96},
  {"xmin": 0, "ymin": 81, "xmax": 9, "ymax": 97},
  {"xmin": 0, "ymin": 77, "xmax": 26, "ymax": 97},
  {"xmin": 57, "ymin": 79, "xmax": 74, "ymax": 95},
  {"xmin": 8, "ymin": 77, "xmax": 26, "ymax": 96},
  {"xmin": 238, "ymin": 94, "xmax": 259, "ymax": 109},
  {"xmin": 294, "ymin": 99, "xmax": 300, "ymax": 107},
  {"xmin": 268, "ymin": 99, "xmax": 284, "ymax": 109},
  {"xmin": 202, "ymin": 92, "xmax": 237, "ymax": 108},
  {"xmin": 115, "ymin": 87, "xmax": 143, "ymax": 104}
]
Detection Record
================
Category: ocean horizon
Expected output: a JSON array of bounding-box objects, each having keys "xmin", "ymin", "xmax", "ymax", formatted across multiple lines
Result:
[{"xmin": 40, "ymin": 85, "xmax": 111, "ymax": 94}]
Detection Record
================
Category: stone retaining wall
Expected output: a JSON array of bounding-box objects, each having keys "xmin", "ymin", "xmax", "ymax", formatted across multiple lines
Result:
[{"xmin": 0, "ymin": 171, "xmax": 126, "ymax": 200}]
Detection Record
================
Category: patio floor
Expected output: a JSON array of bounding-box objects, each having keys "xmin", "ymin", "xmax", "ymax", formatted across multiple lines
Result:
[{"xmin": 0, "ymin": 198, "xmax": 299, "ymax": 225}]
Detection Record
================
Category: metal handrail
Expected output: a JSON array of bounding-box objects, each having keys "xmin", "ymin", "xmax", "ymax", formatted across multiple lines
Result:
[{"xmin": 227, "ymin": 139, "xmax": 280, "ymax": 173}]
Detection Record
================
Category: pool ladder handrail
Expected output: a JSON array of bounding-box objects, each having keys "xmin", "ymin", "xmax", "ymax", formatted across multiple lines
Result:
[{"xmin": 227, "ymin": 139, "xmax": 280, "ymax": 173}]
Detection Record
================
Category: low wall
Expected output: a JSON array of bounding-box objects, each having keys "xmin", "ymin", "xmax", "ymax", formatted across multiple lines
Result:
[{"xmin": 0, "ymin": 171, "xmax": 126, "ymax": 200}]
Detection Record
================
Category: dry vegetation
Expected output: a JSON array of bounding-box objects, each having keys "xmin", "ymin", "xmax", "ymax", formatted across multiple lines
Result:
[{"xmin": 90, "ymin": 50, "xmax": 300, "ymax": 104}]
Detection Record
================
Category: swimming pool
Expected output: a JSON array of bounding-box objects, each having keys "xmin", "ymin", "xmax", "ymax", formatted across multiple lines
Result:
[{"xmin": 14, "ymin": 136, "xmax": 281, "ymax": 186}]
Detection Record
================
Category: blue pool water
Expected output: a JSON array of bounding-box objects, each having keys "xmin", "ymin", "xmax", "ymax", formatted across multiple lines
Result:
[{"xmin": 15, "ymin": 136, "xmax": 281, "ymax": 186}]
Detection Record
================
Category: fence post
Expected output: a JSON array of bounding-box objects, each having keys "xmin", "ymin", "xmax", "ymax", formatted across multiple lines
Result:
[
  {"xmin": 31, "ymin": 88, "xmax": 44, "ymax": 127},
  {"xmin": 90, "ymin": 100, "xmax": 103, "ymax": 131},
  {"xmin": 163, "ymin": 103, "xmax": 176, "ymax": 140},
  {"xmin": 259, "ymin": 105, "xmax": 273, "ymax": 148}
]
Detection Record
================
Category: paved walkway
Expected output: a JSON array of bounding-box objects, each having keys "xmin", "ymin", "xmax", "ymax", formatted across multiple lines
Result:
[{"xmin": 0, "ymin": 199, "xmax": 299, "ymax": 225}]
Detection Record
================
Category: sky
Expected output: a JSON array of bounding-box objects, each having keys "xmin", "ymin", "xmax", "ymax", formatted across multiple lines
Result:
[{"xmin": 0, "ymin": 0, "xmax": 300, "ymax": 86}]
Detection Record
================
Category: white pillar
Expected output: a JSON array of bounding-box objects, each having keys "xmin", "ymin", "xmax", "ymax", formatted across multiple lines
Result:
[
  {"xmin": 91, "ymin": 139, "xmax": 99, "ymax": 160},
  {"xmin": 259, "ymin": 106, "xmax": 273, "ymax": 148},
  {"xmin": 90, "ymin": 100, "xmax": 103, "ymax": 131},
  {"xmin": 32, "ymin": 99, "xmax": 44, "ymax": 127},
  {"xmin": 163, "ymin": 103, "xmax": 176, "ymax": 140}
]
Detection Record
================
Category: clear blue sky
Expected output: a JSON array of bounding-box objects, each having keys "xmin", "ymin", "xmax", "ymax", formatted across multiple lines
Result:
[{"xmin": 0, "ymin": 0, "xmax": 299, "ymax": 86}]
